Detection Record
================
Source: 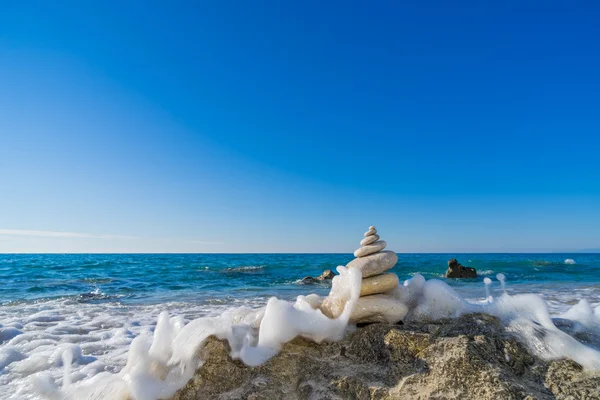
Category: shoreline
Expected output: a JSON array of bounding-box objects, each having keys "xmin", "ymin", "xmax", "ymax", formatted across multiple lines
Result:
[
  {"xmin": 172, "ymin": 313, "xmax": 600, "ymax": 400},
  {"xmin": 1, "ymin": 252, "xmax": 599, "ymax": 399}
]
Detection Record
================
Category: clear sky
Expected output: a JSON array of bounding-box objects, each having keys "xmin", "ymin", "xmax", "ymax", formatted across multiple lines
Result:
[{"xmin": 1, "ymin": 1, "xmax": 599, "ymax": 253}]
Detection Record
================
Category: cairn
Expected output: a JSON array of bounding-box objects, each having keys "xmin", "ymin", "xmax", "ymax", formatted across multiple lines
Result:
[{"xmin": 321, "ymin": 226, "xmax": 408, "ymax": 324}]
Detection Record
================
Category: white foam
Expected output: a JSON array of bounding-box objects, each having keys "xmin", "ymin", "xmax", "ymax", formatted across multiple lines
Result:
[
  {"xmin": 496, "ymin": 273, "xmax": 507, "ymax": 294},
  {"xmin": 0, "ymin": 295, "xmax": 264, "ymax": 400},
  {"xmin": 30, "ymin": 266, "xmax": 362, "ymax": 400},
  {"xmin": 395, "ymin": 274, "xmax": 600, "ymax": 369},
  {"xmin": 565, "ymin": 259, "xmax": 576, "ymax": 264},
  {"xmin": 2, "ymin": 266, "xmax": 600, "ymax": 400},
  {"xmin": 560, "ymin": 299, "xmax": 600, "ymax": 330},
  {"xmin": 410, "ymin": 279, "xmax": 469, "ymax": 320},
  {"xmin": 483, "ymin": 277, "xmax": 492, "ymax": 302},
  {"xmin": 0, "ymin": 346, "xmax": 25, "ymax": 371},
  {"xmin": 61, "ymin": 347, "xmax": 73, "ymax": 389}
]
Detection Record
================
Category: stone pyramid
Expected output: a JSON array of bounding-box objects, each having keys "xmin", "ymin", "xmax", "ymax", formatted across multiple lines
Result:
[{"xmin": 321, "ymin": 226, "xmax": 408, "ymax": 324}]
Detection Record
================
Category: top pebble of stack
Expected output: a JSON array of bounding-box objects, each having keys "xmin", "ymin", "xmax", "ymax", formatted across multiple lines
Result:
[{"xmin": 355, "ymin": 226, "xmax": 386, "ymax": 258}]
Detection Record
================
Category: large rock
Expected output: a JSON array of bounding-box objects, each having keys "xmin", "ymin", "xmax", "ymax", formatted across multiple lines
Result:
[
  {"xmin": 171, "ymin": 313, "xmax": 600, "ymax": 400},
  {"xmin": 300, "ymin": 269, "xmax": 336, "ymax": 284},
  {"xmin": 317, "ymin": 269, "xmax": 336, "ymax": 280},
  {"xmin": 545, "ymin": 359, "xmax": 600, "ymax": 398},
  {"xmin": 299, "ymin": 276, "xmax": 318, "ymax": 284},
  {"xmin": 347, "ymin": 250, "xmax": 398, "ymax": 278},
  {"xmin": 360, "ymin": 273, "xmax": 399, "ymax": 297},
  {"xmin": 350, "ymin": 294, "xmax": 407, "ymax": 324},
  {"xmin": 445, "ymin": 258, "xmax": 477, "ymax": 278}
]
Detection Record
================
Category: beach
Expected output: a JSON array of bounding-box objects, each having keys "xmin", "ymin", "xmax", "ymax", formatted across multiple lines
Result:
[{"xmin": 1, "ymin": 253, "xmax": 599, "ymax": 399}]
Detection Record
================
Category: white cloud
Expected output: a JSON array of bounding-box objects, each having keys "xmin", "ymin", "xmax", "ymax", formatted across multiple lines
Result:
[{"xmin": 0, "ymin": 229, "xmax": 136, "ymax": 240}]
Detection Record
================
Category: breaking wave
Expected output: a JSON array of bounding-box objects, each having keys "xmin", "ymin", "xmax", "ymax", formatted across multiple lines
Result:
[{"xmin": 7, "ymin": 268, "xmax": 598, "ymax": 400}]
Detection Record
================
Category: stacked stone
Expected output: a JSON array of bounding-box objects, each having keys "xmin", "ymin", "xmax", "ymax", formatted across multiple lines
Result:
[
  {"xmin": 347, "ymin": 226, "xmax": 406, "ymax": 324},
  {"xmin": 320, "ymin": 226, "xmax": 408, "ymax": 324},
  {"xmin": 350, "ymin": 226, "xmax": 398, "ymax": 295}
]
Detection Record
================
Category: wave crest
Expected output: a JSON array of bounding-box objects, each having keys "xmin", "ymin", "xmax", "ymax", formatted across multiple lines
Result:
[{"xmin": 221, "ymin": 266, "xmax": 265, "ymax": 273}]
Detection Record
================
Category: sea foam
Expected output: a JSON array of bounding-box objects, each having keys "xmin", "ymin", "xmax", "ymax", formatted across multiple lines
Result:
[
  {"xmin": 34, "ymin": 266, "xmax": 361, "ymax": 400},
  {"xmin": 5, "ymin": 267, "xmax": 600, "ymax": 400}
]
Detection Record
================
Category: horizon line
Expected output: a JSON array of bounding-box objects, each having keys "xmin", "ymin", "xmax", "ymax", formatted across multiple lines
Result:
[{"xmin": 1, "ymin": 251, "xmax": 598, "ymax": 255}]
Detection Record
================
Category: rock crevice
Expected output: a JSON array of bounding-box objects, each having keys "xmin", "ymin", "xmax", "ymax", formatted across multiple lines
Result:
[{"xmin": 171, "ymin": 313, "xmax": 600, "ymax": 400}]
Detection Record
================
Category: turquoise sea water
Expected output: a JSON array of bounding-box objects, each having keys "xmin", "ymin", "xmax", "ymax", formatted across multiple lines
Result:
[
  {"xmin": 2, "ymin": 253, "xmax": 599, "ymax": 308},
  {"xmin": 1, "ymin": 253, "xmax": 599, "ymax": 399}
]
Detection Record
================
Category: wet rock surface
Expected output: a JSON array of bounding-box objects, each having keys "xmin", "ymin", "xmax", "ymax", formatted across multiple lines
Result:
[
  {"xmin": 445, "ymin": 258, "xmax": 478, "ymax": 278},
  {"xmin": 301, "ymin": 269, "xmax": 337, "ymax": 284},
  {"xmin": 171, "ymin": 313, "xmax": 600, "ymax": 400}
]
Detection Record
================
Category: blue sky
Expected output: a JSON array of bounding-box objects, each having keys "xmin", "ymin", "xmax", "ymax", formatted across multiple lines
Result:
[{"xmin": 1, "ymin": 1, "xmax": 599, "ymax": 253}]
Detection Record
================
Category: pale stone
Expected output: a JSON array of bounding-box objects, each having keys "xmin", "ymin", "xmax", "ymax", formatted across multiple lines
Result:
[
  {"xmin": 349, "ymin": 294, "xmax": 408, "ymax": 324},
  {"xmin": 364, "ymin": 228, "xmax": 377, "ymax": 237},
  {"xmin": 346, "ymin": 250, "xmax": 398, "ymax": 278},
  {"xmin": 360, "ymin": 234, "xmax": 379, "ymax": 246},
  {"xmin": 354, "ymin": 240, "xmax": 386, "ymax": 258},
  {"xmin": 369, "ymin": 225, "xmax": 376, "ymax": 230},
  {"xmin": 319, "ymin": 295, "xmax": 345, "ymax": 319},
  {"xmin": 360, "ymin": 273, "xmax": 399, "ymax": 297}
]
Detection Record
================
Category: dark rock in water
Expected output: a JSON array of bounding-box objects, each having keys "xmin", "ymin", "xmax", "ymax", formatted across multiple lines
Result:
[
  {"xmin": 170, "ymin": 313, "xmax": 600, "ymax": 400},
  {"xmin": 301, "ymin": 269, "xmax": 336, "ymax": 284},
  {"xmin": 300, "ymin": 276, "xmax": 318, "ymax": 284},
  {"xmin": 317, "ymin": 269, "xmax": 336, "ymax": 280},
  {"xmin": 446, "ymin": 258, "xmax": 478, "ymax": 278}
]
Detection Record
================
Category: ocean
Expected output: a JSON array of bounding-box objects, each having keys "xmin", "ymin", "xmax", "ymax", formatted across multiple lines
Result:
[{"xmin": 1, "ymin": 253, "xmax": 599, "ymax": 399}]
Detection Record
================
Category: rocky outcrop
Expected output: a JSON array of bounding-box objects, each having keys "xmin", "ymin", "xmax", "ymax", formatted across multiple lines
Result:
[
  {"xmin": 301, "ymin": 269, "xmax": 336, "ymax": 284},
  {"xmin": 318, "ymin": 269, "xmax": 336, "ymax": 280},
  {"xmin": 171, "ymin": 313, "xmax": 600, "ymax": 400},
  {"xmin": 445, "ymin": 258, "xmax": 477, "ymax": 278}
]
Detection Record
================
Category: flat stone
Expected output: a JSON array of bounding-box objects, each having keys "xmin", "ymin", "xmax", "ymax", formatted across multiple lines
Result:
[
  {"xmin": 360, "ymin": 273, "xmax": 399, "ymax": 297},
  {"xmin": 364, "ymin": 228, "xmax": 377, "ymax": 237},
  {"xmin": 346, "ymin": 250, "xmax": 398, "ymax": 278},
  {"xmin": 360, "ymin": 234, "xmax": 380, "ymax": 246},
  {"xmin": 369, "ymin": 225, "xmax": 376, "ymax": 230},
  {"xmin": 350, "ymin": 294, "xmax": 408, "ymax": 324},
  {"xmin": 354, "ymin": 240, "xmax": 386, "ymax": 258}
]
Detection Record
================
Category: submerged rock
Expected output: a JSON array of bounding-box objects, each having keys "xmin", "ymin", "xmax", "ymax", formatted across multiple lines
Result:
[
  {"xmin": 300, "ymin": 269, "xmax": 336, "ymax": 284},
  {"xmin": 446, "ymin": 258, "xmax": 478, "ymax": 278},
  {"xmin": 317, "ymin": 269, "xmax": 336, "ymax": 280},
  {"xmin": 300, "ymin": 276, "xmax": 318, "ymax": 284},
  {"xmin": 171, "ymin": 313, "xmax": 600, "ymax": 400}
]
